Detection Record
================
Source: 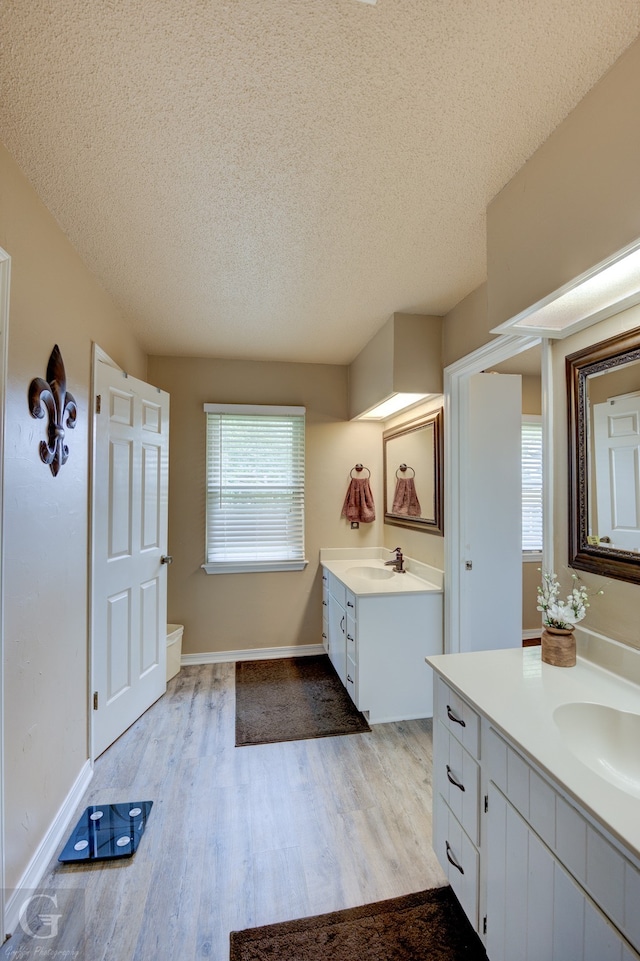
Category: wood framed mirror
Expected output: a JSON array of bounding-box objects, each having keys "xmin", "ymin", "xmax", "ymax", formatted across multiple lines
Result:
[
  {"xmin": 383, "ymin": 408, "xmax": 443, "ymax": 534},
  {"xmin": 567, "ymin": 326, "xmax": 640, "ymax": 583}
]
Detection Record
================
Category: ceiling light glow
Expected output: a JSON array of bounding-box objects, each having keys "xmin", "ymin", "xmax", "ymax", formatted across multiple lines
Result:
[
  {"xmin": 356, "ymin": 393, "xmax": 430, "ymax": 420},
  {"xmin": 491, "ymin": 238, "xmax": 640, "ymax": 339}
]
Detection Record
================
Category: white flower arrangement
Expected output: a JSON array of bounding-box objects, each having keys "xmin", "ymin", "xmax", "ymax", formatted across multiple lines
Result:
[{"xmin": 537, "ymin": 570, "xmax": 603, "ymax": 630}]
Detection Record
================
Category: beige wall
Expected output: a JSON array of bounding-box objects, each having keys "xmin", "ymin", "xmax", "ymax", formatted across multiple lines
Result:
[
  {"xmin": 483, "ymin": 36, "xmax": 640, "ymax": 649},
  {"xmin": 442, "ymin": 283, "xmax": 492, "ymax": 369},
  {"xmin": 0, "ymin": 144, "xmax": 146, "ymax": 888},
  {"xmin": 147, "ymin": 355, "xmax": 384, "ymax": 656},
  {"xmin": 488, "ymin": 37, "xmax": 640, "ymax": 329}
]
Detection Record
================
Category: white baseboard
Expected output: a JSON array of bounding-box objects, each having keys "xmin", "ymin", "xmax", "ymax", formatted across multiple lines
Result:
[
  {"xmin": 5, "ymin": 758, "xmax": 93, "ymax": 937},
  {"xmin": 181, "ymin": 643, "xmax": 325, "ymax": 665},
  {"xmin": 522, "ymin": 628, "xmax": 542, "ymax": 641}
]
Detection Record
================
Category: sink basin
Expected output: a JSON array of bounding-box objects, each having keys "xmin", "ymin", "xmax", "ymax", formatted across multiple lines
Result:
[
  {"xmin": 553, "ymin": 701, "xmax": 640, "ymax": 797},
  {"xmin": 347, "ymin": 565, "xmax": 395, "ymax": 580}
]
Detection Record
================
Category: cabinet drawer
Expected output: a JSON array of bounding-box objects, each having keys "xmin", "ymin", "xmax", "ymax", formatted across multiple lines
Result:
[
  {"xmin": 435, "ymin": 676, "xmax": 480, "ymax": 758},
  {"xmin": 326, "ymin": 570, "xmax": 346, "ymax": 608},
  {"xmin": 435, "ymin": 720, "xmax": 480, "ymax": 845},
  {"xmin": 434, "ymin": 792, "xmax": 479, "ymax": 929}
]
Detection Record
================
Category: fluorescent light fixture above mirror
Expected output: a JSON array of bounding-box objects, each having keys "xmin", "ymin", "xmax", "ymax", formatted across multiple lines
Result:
[
  {"xmin": 491, "ymin": 237, "xmax": 640, "ymax": 339},
  {"xmin": 357, "ymin": 392, "xmax": 431, "ymax": 420}
]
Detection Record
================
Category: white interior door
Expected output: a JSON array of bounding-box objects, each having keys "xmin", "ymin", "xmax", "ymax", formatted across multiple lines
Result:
[
  {"xmin": 593, "ymin": 393, "xmax": 640, "ymax": 550},
  {"xmin": 92, "ymin": 359, "xmax": 170, "ymax": 757},
  {"xmin": 460, "ymin": 373, "xmax": 522, "ymax": 652}
]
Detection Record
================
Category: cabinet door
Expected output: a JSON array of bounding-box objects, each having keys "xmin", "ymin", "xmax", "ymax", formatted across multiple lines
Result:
[
  {"xmin": 327, "ymin": 593, "xmax": 346, "ymax": 685},
  {"xmin": 487, "ymin": 785, "xmax": 634, "ymax": 961}
]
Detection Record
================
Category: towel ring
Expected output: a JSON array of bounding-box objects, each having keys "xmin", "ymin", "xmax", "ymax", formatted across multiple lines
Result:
[
  {"xmin": 350, "ymin": 464, "xmax": 371, "ymax": 478},
  {"xmin": 396, "ymin": 464, "xmax": 415, "ymax": 478}
]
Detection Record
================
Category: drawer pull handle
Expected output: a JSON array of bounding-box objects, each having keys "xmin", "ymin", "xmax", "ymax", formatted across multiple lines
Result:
[
  {"xmin": 446, "ymin": 765, "xmax": 466, "ymax": 792},
  {"xmin": 347, "ymin": 674, "xmax": 353, "ymax": 684},
  {"xmin": 347, "ymin": 634, "xmax": 354, "ymax": 642},
  {"xmin": 446, "ymin": 705, "xmax": 466, "ymax": 727},
  {"xmin": 445, "ymin": 841, "xmax": 465, "ymax": 875},
  {"xmin": 347, "ymin": 601, "xmax": 354, "ymax": 608}
]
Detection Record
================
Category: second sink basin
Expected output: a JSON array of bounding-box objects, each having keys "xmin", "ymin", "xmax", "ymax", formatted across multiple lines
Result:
[
  {"xmin": 553, "ymin": 701, "xmax": 640, "ymax": 798},
  {"xmin": 347, "ymin": 565, "xmax": 395, "ymax": 580}
]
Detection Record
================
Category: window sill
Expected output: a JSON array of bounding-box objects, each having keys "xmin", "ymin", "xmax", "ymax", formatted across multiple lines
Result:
[{"xmin": 202, "ymin": 559, "xmax": 309, "ymax": 574}]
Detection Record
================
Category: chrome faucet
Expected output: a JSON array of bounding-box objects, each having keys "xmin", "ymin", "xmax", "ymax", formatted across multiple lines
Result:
[{"xmin": 385, "ymin": 546, "xmax": 405, "ymax": 573}]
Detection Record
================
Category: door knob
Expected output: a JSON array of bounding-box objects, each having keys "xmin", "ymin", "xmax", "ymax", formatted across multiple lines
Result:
[{"xmin": 161, "ymin": 555, "xmax": 173, "ymax": 565}]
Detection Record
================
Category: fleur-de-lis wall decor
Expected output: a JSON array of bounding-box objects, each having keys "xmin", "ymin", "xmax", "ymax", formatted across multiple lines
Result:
[{"xmin": 28, "ymin": 344, "xmax": 78, "ymax": 477}]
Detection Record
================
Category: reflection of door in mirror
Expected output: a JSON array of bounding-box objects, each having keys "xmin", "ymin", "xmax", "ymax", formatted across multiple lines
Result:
[
  {"xmin": 567, "ymin": 326, "xmax": 640, "ymax": 584},
  {"xmin": 592, "ymin": 391, "xmax": 640, "ymax": 551}
]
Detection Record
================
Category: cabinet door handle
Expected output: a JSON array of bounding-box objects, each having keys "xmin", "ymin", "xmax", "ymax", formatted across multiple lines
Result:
[
  {"xmin": 347, "ymin": 674, "xmax": 353, "ymax": 684},
  {"xmin": 322, "ymin": 600, "xmax": 327, "ymax": 607},
  {"xmin": 446, "ymin": 765, "xmax": 466, "ymax": 792},
  {"xmin": 347, "ymin": 634, "xmax": 354, "ymax": 642},
  {"xmin": 445, "ymin": 841, "xmax": 465, "ymax": 875},
  {"xmin": 340, "ymin": 616, "xmax": 345, "ymax": 632},
  {"xmin": 347, "ymin": 601, "xmax": 354, "ymax": 608},
  {"xmin": 446, "ymin": 705, "xmax": 466, "ymax": 728}
]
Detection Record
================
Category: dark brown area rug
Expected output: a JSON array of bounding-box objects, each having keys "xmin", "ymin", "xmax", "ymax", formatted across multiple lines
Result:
[
  {"xmin": 235, "ymin": 654, "xmax": 371, "ymax": 746},
  {"xmin": 230, "ymin": 886, "xmax": 488, "ymax": 960}
]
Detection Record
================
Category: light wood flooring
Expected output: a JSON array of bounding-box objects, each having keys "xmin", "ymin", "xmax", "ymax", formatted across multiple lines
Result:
[{"xmin": 3, "ymin": 662, "xmax": 446, "ymax": 961}]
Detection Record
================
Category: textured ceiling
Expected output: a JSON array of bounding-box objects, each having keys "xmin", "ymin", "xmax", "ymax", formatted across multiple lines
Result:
[{"xmin": 1, "ymin": 2, "xmax": 639, "ymax": 364}]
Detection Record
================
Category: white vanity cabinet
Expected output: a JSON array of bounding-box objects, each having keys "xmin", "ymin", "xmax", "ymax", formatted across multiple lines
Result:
[
  {"xmin": 324, "ymin": 570, "xmax": 347, "ymax": 685},
  {"xmin": 321, "ymin": 563, "xmax": 442, "ymax": 723},
  {"xmin": 431, "ymin": 670, "xmax": 640, "ymax": 961}
]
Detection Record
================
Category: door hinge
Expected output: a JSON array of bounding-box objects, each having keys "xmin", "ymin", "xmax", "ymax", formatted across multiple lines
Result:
[
  {"xmin": 483, "ymin": 915, "xmax": 487, "ymax": 935},
  {"xmin": 96, "ymin": 394, "xmax": 102, "ymax": 414},
  {"xmin": 93, "ymin": 691, "xmax": 99, "ymax": 711},
  {"xmin": 484, "ymin": 794, "xmax": 489, "ymax": 813}
]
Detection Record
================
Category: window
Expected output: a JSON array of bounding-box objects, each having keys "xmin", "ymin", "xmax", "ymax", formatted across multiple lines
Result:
[
  {"xmin": 202, "ymin": 404, "xmax": 306, "ymax": 573},
  {"xmin": 522, "ymin": 417, "xmax": 543, "ymax": 556}
]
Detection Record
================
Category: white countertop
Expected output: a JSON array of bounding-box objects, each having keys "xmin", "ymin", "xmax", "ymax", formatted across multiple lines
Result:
[
  {"xmin": 427, "ymin": 646, "xmax": 640, "ymax": 859},
  {"xmin": 320, "ymin": 549, "xmax": 443, "ymax": 596}
]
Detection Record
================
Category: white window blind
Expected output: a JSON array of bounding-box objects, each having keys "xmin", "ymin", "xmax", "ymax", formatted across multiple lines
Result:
[
  {"xmin": 203, "ymin": 405, "xmax": 306, "ymax": 573},
  {"xmin": 522, "ymin": 418, "xmax": 543, "ymax": 554}
]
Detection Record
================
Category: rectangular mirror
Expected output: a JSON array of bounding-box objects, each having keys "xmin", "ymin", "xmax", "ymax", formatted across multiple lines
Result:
[
  {"xmin": 567, "ymin": 326, "xmax": 640, "ymax": 583},
  {"xmin": 383, "ymin": 408, "xmax": 443, "ymax": 534}
]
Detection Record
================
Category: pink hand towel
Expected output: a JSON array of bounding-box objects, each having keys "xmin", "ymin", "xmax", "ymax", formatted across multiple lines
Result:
[
  {"xmin": 341, "ymin": 477, "xmax": 376, "ymax": 523},
  {"xmin": 392, "ymin": 477, "xmax": 422, "ymax": 516}
]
